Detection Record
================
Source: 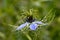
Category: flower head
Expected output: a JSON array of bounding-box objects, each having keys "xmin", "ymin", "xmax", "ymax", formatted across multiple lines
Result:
[
  {"xmin": 16, "ymin": 21, "xmax": 47, "ymax": 30},
  {"xmin": 16, "ymin": 15, "xmax": 47, "ymax": 30}
]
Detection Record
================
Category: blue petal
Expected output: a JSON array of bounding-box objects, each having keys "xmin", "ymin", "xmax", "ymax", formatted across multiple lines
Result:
[
  {"xmin": 16, "ymin": 22, "xmax": 28, "ymax": 30},
  {"xmin": 29, "ymin": 23, "xmax": 38, "ymax": 30},
  {"xmin": 34, "ymin": 21, "xmax": 43, "ymax": 24},
  {"xmin": 34, "ymin": 21, "xmax": 47, "ymax": 25}
]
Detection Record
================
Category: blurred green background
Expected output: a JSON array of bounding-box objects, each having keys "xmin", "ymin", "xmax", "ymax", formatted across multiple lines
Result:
[{"xmin": 0, "ymin": 0, "xmax": 60, "ymax": 40}]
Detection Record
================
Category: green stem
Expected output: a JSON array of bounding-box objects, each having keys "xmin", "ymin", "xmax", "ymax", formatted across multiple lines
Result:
[
  {"xmin": 25, "ymin": 33, "xmax": 32, "ymax": 40},
  {"xmin": 21, "ymin": 30, "xmax": 32, "ymax": 40}
]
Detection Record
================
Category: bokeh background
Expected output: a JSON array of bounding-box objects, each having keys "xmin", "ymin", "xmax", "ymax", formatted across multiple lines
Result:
[{"xmin": 0, "ymin": 0, "xmax": 60, "ymax": 40}]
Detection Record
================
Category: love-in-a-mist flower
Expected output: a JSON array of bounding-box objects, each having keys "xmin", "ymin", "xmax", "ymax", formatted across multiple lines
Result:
[{"xmin": 16, "ymin": 15, "xmax": 47, "ymax": 30}]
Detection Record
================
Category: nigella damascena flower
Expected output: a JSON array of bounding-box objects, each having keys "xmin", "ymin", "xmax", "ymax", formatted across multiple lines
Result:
[{"xmin": 16, "ymin": 15, "xmax": 47, "ymax": 30}]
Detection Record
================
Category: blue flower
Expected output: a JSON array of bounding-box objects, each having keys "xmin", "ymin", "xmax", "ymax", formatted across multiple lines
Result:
[{"xmin": 16, "ymin": 21, "xmax": 47, "ymax": 30}]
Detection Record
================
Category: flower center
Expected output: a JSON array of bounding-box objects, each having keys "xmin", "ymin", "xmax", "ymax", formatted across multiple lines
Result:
[{"xmin": 26, "ymin": 15, "xmax": 35, "ymax": 23}]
